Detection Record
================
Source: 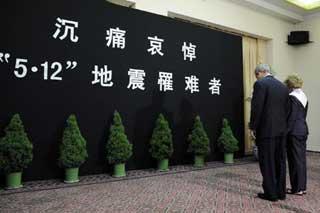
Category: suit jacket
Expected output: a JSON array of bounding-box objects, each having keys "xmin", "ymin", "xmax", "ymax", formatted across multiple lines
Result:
[
  {"xmin": 249, "ymin": 75, "xmax": 289, "ymax": 139},
  {"xmin": 287, "ymin": 95, "xmax": 308, "ymax": 136}
]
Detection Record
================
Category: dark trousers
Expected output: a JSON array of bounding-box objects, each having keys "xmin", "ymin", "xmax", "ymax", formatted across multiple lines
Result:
[
  {"xmin": 287, "ymin": 135, "xmax": 307, "ymax": 192},
  {"xmin": 257, "ymin": 136, "xmax": 286, "ymax": 198}
]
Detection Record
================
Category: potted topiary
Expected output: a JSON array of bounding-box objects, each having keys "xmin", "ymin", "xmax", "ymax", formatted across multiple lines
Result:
[
  {"xmin": 149, "ymin": 114, "xmax": 173, "ymax": 172},
  {"xmin": 106, "ymin": 111, "xmax": 132, "ymax": 177},
  {"xmin": 188, "ymin": 116, "xmax": 210, "ymax": 167},
  {"xmin": 218, "ymin": 118, "xmax": 239, "ymax": 164},
  {"xmin": 0, "ymin": 114, "xmax": 33, "ymax": 189},
  {"xmin": 58, "ymin": 114, "xmax": 88, "ymax": 183}
]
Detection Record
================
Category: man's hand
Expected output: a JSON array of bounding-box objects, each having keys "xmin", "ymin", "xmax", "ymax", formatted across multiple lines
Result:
[{"xmin": 249, "ymin": 129, "xmax": 256, "ymax": 140}]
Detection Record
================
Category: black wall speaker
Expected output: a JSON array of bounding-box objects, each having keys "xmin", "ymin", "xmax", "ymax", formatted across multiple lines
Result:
[{"xmin": 288, "ymin": 31, "xmax": 310, "ymax": 45}]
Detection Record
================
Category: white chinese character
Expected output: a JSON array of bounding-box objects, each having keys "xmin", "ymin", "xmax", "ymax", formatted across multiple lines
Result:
[
  {"xmin": 209, "ymin": 77, "xmax": 222, "ymax": 95},
  {"xmin": 92, "ymin": 65, "xmax": 113, "ymax": 87},
  {"xmin": 185, "ymin": 75, "xmax": 200, "ymax": 93},
  {"xmin": 182, "ymin": 42, "xmax": 196, "ymax": 61},
  {"xmin": 52, "ymin": 17, "xmax": 79, "ymax": 43},
  {"xmin": 147, "ymin": 36, "xmax": 164, "ymax": 56},
  {"xmin": 158, "ymin": 72, "xmax": 173, "ymax": 92},
  {"xmin": 127, "ymin": 68, "xmax": 146, "ymax": 90},
  {"xmin": 106, "ymin": 27, "xmax": 126, "ymax": 49}
]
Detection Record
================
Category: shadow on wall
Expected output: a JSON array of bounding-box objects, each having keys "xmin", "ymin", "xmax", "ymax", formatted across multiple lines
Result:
[{"xmin": 173, "ymin": 98, "xmax": 196, "ymax": 165}]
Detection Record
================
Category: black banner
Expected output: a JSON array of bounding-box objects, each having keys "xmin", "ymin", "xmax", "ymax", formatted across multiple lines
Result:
[{"xmin": 0, "ymin": 0, "xmax": 244, "ymax": 181}]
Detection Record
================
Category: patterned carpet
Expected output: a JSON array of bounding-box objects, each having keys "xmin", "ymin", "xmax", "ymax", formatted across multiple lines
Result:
[{"xmin": 0, "ymin": 153, "xmax": 319, "ymax": 213}]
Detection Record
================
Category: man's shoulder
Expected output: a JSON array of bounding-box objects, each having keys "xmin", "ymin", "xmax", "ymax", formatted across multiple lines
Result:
[
  {"xmin": 256, "ymin": 76, "xmax": 288, "ymax": 92},
  {"xmin": 261, "ymin": 76, "xmax": 284, "ymax": 86},
  {"xmin": 254, "ymin": 76, "xmax": 271, "ymax": 86}
]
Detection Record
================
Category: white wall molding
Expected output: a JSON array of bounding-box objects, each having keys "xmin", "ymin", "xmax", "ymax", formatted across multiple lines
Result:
[
  {"xmin": 304, "ymin": 11, "xmax": 320, "ymax": 21},
  {"xmin": 227, "ymin": 0, "xmax": 304, "ymax": 23},
  {"xmin": 106, "ymin": 0, "xmax": 135, "ymax": 8},
  {"xmin": 168, "ymin": 11, "xmax": 271, "ymax": 40}
]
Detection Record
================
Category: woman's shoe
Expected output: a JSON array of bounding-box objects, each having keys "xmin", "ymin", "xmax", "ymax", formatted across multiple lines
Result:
[
  {"xmin": 286, "ymin": 188, "xmax": 303, "ymax": 196},
  {"xmin": 293, "ymin": 191, "xmax": 303, "ymax": 196}
]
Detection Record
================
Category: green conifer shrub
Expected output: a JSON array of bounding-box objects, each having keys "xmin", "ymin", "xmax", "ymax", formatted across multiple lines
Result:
[
  {"xmin": 58, "ymin": 114, "xmax": 88, "ymax": 168},
  {"xmin": 149, "ymin": 114, "xmax": 173, "ymax": 160},
  {"xmin": 106, "ymin": 111, "xmax": 132, "ymax": 164},
  {"xmin": 0, "ymin": 114, "xmax": 33, "ymax": 173},
  {"xmin": 188, "ymin": 116, "xmax": 210, "ymax": 156},
  {"xmin": 218, "ymin": 118, "xmax": 239, "ymax": 153}
]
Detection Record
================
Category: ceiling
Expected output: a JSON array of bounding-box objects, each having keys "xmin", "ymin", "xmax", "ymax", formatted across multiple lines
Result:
[{"xmin": 262, "ymin": 0, "xmax": 320, "ymax": 16}]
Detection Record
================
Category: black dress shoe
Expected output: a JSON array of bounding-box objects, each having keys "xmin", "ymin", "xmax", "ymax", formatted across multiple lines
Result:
[{"xmin": 257, "ymin": 193, "xmax": 278, "ymax": 202}]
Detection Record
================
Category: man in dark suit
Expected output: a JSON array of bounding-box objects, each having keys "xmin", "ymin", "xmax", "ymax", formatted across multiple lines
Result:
[{"xmin": 249, "ymin": 64, "xmax": 289, "ymax": 201}]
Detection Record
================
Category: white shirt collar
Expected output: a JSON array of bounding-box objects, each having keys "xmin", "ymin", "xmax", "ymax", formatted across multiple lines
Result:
[{"xmin": 289, "ymin": 88, "xmax": 308, "ymax": 108}]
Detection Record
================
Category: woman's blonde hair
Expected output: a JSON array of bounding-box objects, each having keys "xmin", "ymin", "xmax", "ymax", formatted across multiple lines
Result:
[{"xmin": 284, "ymin": 74, "xmax": 303, "ymax": 89}]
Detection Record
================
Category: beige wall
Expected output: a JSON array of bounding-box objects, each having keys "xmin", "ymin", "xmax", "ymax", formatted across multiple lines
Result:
[{"xmin": 293, "ymin": 15, "xmax": 320, "ymax": 151}]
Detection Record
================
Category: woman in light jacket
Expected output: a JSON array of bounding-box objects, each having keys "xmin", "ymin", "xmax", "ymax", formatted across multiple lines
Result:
[{"xmin": 284, "ymin": 74, "xmax": 309, "ymax": 196}]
